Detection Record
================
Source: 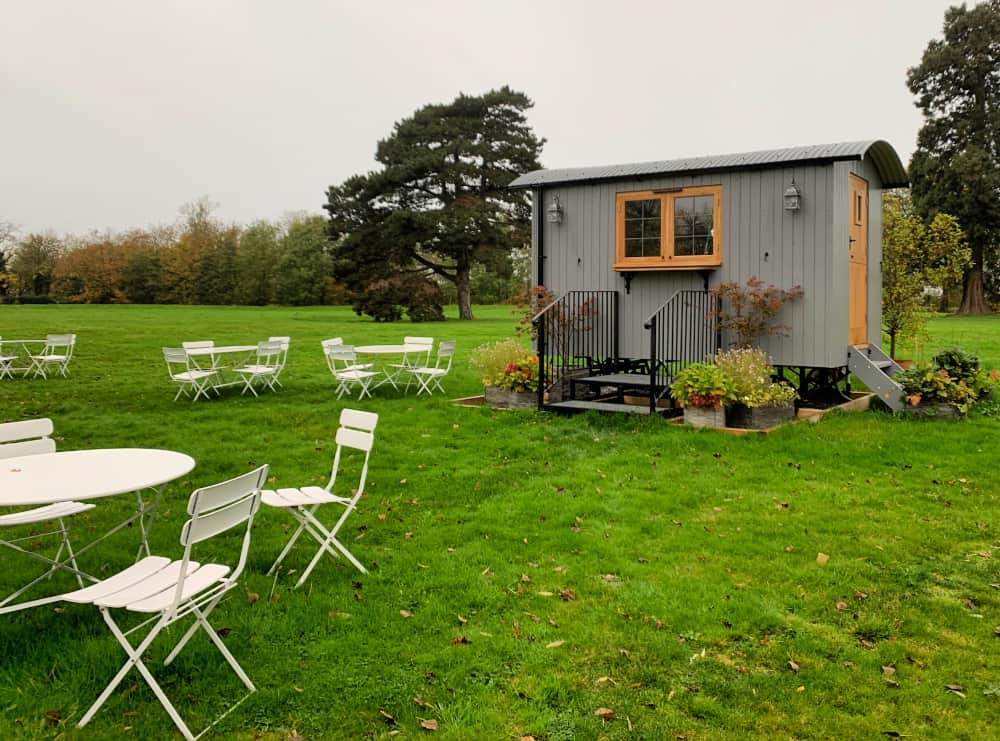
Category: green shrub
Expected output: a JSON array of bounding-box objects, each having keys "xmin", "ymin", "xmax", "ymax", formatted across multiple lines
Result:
[{"xmin": 670, "ymin": 362, "xmax": 735, "ymax": 409}]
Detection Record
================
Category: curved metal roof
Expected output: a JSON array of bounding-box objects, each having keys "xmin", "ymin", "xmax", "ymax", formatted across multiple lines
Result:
[{"xmin": 510, "ymin": 140, "xmax": 908, "ymax": 189}]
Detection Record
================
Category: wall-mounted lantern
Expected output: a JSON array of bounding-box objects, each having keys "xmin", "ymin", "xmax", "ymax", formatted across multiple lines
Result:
[
  {"xmin": 546, "ymin": 196, "xmax": 564, "ymax": 224},
  {"xmin": 783, "ymin": 180, "xmax": 802, "ymax": 212}
]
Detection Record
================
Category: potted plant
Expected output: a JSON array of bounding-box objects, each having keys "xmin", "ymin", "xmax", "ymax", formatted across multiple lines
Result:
[
  {"xmin": 715, "ymin": 348, "xmax": 798, "ymax": 429},
  {"xmin": 895, "ymin": 346, "xmax": 997, "ymax": 418},
  {"xmin": 670, "ymin": 362, "xmax": 735, "ymax": 428},
  {"xmin": 470, "ymin": 339, "xmax": 539, "ymax": 409}
]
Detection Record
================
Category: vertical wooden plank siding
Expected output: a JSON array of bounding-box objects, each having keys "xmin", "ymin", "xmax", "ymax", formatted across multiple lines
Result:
[{"xmin": 535, "ymin": 157, "xmax": 885, "ymax": 368}]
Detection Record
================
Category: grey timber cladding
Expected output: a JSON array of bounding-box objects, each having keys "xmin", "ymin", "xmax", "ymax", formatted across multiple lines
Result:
[
  {"xmin": 510, "ymin": 140, "xmax": 908, "ymax": 190},
  {"xmin": 529, "ymin": 150, "xmax": 896, "ymax": 370}
]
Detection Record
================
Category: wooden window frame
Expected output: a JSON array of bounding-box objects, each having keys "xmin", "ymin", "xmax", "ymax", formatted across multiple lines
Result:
[{"xmin": 614, "ymin": 185, "xmax": 723, "ymax": 271}]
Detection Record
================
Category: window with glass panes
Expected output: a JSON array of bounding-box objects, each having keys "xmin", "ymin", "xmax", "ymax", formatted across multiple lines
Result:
[{"xmin": 615, "ymin": 186, "xmax": 722, "ymax": 269}]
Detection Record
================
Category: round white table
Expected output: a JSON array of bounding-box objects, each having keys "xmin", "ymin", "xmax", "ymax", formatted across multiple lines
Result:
[
  {"xmin": 0, "ymin": 448, "xmax": 195, "ymax": 506},
  {"xmin": 0, "ymin": 449, "xmax": 195, "ymax": 613},
  {"xmin": 354, "ymin": 344, "xmax": 430, "ymax": 391}
]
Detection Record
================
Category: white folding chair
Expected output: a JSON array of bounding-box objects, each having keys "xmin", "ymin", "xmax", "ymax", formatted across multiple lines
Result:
[
  {"xmin": 28, "ymin": 334, "xmax": 76, "ymax": 379},
  {"xmin": 54, "ymin": 465, "xmax": 268, "ymax": 741},
  {"xmin": 234, "ymin": 340, "xmax": 283, "ymax": 396},
  {"xmin": 321, "ymin": 338, "xmax": 372, "ymax": 372},
  {"xmin": 267, "ymin": 336, "xmax": 291, "ymax": 387},
  {"xmin": 408, "ymin": 340, "xmax": 456, "ymax": 396},
  {"xmin": 163, "ymin": 348, "xmax": 216, "ymax": 401},
  {"xmin": 324, "ymin": 345, "xmax": 378, "ymax": 400},
  {"xmin": 386, "ymin": 336, "xmax": 433, "ymax": 389},
  {"xmin": 263, "ymin": 410, "xmax": 377, "ymax": 585},
  {"xmin": 181, "ymin": 340, "xmax": 223, "ymax": 387},
  {"xmin": 0, "ymin": 337, "xmax": 18, "ymax": 380},
  {"xmin": 0, "ymin": 419, "xmax": 95, "ymax": 608}
]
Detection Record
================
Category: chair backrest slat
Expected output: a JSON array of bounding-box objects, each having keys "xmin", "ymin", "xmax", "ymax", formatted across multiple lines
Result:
[
  {"xmin": 320, "ymin": 337, "xmax": 343, "ymax": 349},
  {"xmin": 404, "ymin": 336, "xmax": 433, "ymax": 345},
  {"xmin": 187, "ymin": 465, "xmax": 268, "ymax": 515},
  {"xmin": 182, "ymin": 340, "xmax": 214, "ymax": 350},
  {"xmin": 0, "ymin": 418, "xmax": 54, "ymax": 444},
  {"xmin": 0, "ymin": 437, "xmax": 55, "ymax": 459},
  {"xmin": 340, "ymin": 408, "xmax": 378, "ymax": 432},
  {"xmin": 181, "ymin": 493, "xmax": 261, "ymax": 545},
  {"xmin": 335, "ymin": 426, "xmax": 375, "ymax": 453}
]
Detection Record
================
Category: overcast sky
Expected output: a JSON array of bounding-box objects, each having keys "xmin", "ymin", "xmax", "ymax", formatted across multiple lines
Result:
[{"xmin": 1, "ymin": 0, "xmax": 959, "ymax": 236}]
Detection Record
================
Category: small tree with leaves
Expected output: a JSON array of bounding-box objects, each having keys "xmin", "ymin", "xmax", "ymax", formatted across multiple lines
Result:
[
  {"xmin": 710, "ymin": 277, "xmax": 803, "ymax": 348},
  {"xmin": 882, "ymin": 191, "xmax": 970, "ymax": 358}
]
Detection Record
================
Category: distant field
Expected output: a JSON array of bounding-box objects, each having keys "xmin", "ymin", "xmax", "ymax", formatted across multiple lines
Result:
[{"xmin": 0, "ymin": 305, "xmax": 998, "ymax": 740}]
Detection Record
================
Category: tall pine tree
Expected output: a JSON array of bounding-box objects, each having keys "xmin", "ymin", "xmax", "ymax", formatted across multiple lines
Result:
[{"xmin": 325, "ymin": 87, "xmax": 544, "ymax": 320}]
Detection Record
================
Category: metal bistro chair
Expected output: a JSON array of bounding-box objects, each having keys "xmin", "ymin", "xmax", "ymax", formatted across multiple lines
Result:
[
  {"xmin": 54, "ymin": 465, "xmax": 269, "ymax": 741},
  {"xmin": 0, "ymin": 336, "xmax": 19, "ymax": 380},
  {"xmin": 182, "ymin": 340, "xmax": 222, "ymax": 387},
  {"xmin": 321, "ymin": 338, "xmax": 372, "ymax": 372},
  {"xmin": 324, "ymin": 345, "xmax": 378, "ymax": 400},
  {"xmin": 28, "ymin": 334, "xmax": 76, "ymax": 379},
  {"xmin": 386, "ymin": 336, "xmax": 433, "ymax": 390},
  {"xmin": 407, "ymin": 340, "xmax": 456, "ymax": 395},
  {"xmin": 262, "ymin": 410, "xmax": 376, "ymax": 585},
  {"xmin": 0, "ymin": 418, "xmax": 95, "ymax": 608},
  {"xmin": 235, "ymin": 340, "xmax": 283, "ymax": 396},
  {"xmin": 267, "ymin": 336, "xmax": 291, "ymax": 387},
  {"xmin": 163, "ymin": 348, "xmax": 216, "ymax": 401}
]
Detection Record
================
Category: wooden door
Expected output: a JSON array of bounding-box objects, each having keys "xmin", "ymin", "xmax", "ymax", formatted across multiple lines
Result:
[{"xmin": 848, "ymin": 174, "xmax": 869, "ymax": 345}]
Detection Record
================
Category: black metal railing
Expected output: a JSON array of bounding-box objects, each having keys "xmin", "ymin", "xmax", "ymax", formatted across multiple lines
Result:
[
  {"xmin": 644, "ymin": 290, "xmax": 720, "ymax": 412},
  {"xmin": 533, "ymin": 290, "xmax": 619, "ymax": 409}
]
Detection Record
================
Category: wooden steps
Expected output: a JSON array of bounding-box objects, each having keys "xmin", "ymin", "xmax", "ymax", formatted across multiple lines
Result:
[{"xmin": 545, "ymin": 400, "xmax": 656, "ymax": 415}]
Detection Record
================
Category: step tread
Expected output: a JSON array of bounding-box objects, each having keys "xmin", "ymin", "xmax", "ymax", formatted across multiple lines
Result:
[{"xmin": 548, "ymin": 400, "xmax": 654, "ymax": 415}]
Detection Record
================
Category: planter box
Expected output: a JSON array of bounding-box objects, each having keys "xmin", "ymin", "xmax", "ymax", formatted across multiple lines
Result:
[
  {"xmin": 726, "ymin": 403, "xmax": 796, "ymax": 430},
  {"xmin": 899, "ymin": 402, "xmax": 965, "ymax": 420},
  {"xmin": 683, "ymin": 405, "xmax": 726, "ymax": 428},
  {"xmin": 484, "ymin": 386, "xmax": 536, "ymax": 410}
]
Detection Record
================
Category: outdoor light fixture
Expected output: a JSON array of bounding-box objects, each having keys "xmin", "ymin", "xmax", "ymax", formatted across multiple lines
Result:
[
  {"xmin": 783, "ymin": 180, "xmax": 802, "ymax": 212},
  {"xmin": 546, "ymin": 195, "xmax": 564, "ymax": 224}
]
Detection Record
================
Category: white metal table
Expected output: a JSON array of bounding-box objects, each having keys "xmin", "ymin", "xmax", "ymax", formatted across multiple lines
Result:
[
  {"xmin": 355, "ymin": 344, "xmax": 430, "ymax": 390},
  {"xmin": 185, "ymin": 344, "xmax": 257, "ymax": 392},
  {"xmin": 0, "ymin": 448, "xmax": 195, "ymax": 613}
]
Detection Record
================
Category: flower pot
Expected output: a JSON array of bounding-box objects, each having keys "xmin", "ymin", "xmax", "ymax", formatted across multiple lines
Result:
[
  {"xmin": 895, "ymin": 359, "xmax": 914, "ymax": 370},
  {"xmin": 742, "ymin": 404, "xmax": 796, "ymax": 429},
  {"xmin": 484, "ymin": 385, "xmax": 536, "ymax": 409},
  {"xmin": 683, "ymin": 405, "xmax": 726, "ymax": 428}
]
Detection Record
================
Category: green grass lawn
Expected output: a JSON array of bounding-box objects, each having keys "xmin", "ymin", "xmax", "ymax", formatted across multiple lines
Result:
[{"xmin": 1, "ymin": 305, "xmax": 999, "ymax": 740}]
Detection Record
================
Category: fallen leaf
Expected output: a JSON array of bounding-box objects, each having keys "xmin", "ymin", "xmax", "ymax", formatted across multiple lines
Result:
[
  {"xmin": 400, "ymin": 610, "xmax": 413, "ymax": 618},
  {"xmin": 450, "ymin": 635, "xmax": 470, "ymax": 645},
  {"xmin": 404, "ymin": 532, "xmax": 413, "ymax": 540},
  {"xmin": 521, "ymin": 736, "xmax": 537, "ymax": 741},
  {"xmin": 45, "ymin": 710, "xmax": 60, "ymax": 723},
  {"xmin": 546, "ymin": 640, "xmax": 565, "ymax": 649},
  {"xmin": 457, "ymin": 615, "xmax": 467, "ymax": 625},
  {"xmin": 784, "ymin": 545, "xmax": 794, "ymax": 552},
  {"xmin": 855, "ymin": 591, "xmax": 868, "ymax": 601},
  {"xmin": 859, "ymin": 638, "xmax": 875, "ymax": 649},
  {"xmin": 380, "ymin": 710, "xmax": 396, "ymax": 724},
  {"xmin": 885, "ymin": 679, "xmax": 900, "ymax": 688},
  {"xmin": 293, "ymin": 686, "xmax": 303, "ymax": 693},
  {"xmin": 816, "ymin": 552, "xmax": 830, "ymax": 565},
  {"xmin": 246, "ymin": 591, "xmax": 260, "ymax": 604},
  {"xmin": 521, "ymin": 574, "xmax": 531, "ymax": 583},
  {"xmin": 399, "ymin": 479, "xmax": 407, "ymax": 485},
  {"xmin": 481, "ymin": 568, "xmax": 494, "ymax": 577},
  {"xmin": 788, "ymin": 659, "xmax": 799, "ymax": 672},
  {"xmin": 378, "ymin": 513, "xmax": 387, "ymax": 521},
  {"xmin": 596, "ymin": 676, "xmax": 611, "ymax": 683},
  {"xmin": 559, "ymin": 589, "xmax": 577, "ymax": 601},
  {"xmin": 835, "ymin": 601, "xmax": 848, "ymax": 611},
  {"xmin": 945, "ymin": 683, "xmax": 966, "ymax": 698},
  {"xmin": 537, "ymin": 591, "xmax": 553, "ymax": 597},
  {"xmin": 962, "ymin": 598, "xmax": 978, "ymax": 610},
  {"xmin": 420, "ymin": 718, "xmax": 439, "ymax": 730},
  {"xmin": 594, "ymin": 707, "xmax": 616, "ymax": 721},
  {"xmin": 796, "ymin": 686, "xmax": 806, "ymax": 692},
  {"xmin": 882, "ymin": 664, "xmax": 896, "ymax": 676}
]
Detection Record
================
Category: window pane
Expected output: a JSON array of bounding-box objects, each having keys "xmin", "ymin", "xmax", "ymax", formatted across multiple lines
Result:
[
  {"xmin": 642, "ymin": 236, "xmax": 661, "ymax": 256},
  {"xmin": 674, "ymin": 196, "xmax": 694, "ymax": 237},
  {"xmin": 643, "ymin": 199, "xmax": 660, "ymax": 218},
  {"xmin": 624, "ymin": 201, "xmax": 643, "ymax": 219},
  {"xmin": 625, "ymin": 219, "xmax": 642, "ymax": 239},
  {"xmin": 693, "ymin": 196, "xmax": 714, "ymax": 233},
  {"xmin": 625, "ymin": 238, "xmax": 643, "ymax": 257},
  {"xmin": 674, "ymin": 236, "xmax": 694, "ymax": 256},
  {"xmin": 643, "ymin": 219, "xmax": 661, "ymax": 238}
]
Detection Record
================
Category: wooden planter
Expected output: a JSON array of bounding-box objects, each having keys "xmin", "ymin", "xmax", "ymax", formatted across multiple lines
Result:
[
  {"xmin": 683, "ymin": 405, "xmax": 726, "ymax": 428},
  {"xmin": 484, "ymin": 386, "xmax": 536, "ymax": 410},
  {"xmin": 900, "ymin": 402, "xmax": 965, "ymax": 420},
  {"xmin": 727, "ymin": 403, "xmax": 796, "ymax": 429}
]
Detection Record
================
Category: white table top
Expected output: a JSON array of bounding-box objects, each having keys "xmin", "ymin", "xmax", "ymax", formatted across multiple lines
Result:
[
  {"xmin": 0, "ymin": 339, "xmax": 45, "ymax": 345},
  {"xmin": 185, "ymin": 345, "xmax": 256, "ymax": 356},
  {"xmin": 0, "ymin": 449, "xmax": 195, "ymax": 506},
  {"xmin": 355, "ymin": 344, "xmax": 427, "ymax": 354}
]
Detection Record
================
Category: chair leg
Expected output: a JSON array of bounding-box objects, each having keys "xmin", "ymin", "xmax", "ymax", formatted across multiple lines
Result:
[
  {"xmin": 56, "ymin": 517, "xmax": 87, "ymax": 588},
  {"xmin": 266, "ymin": 514, "xmax": 312, "ymax": 576}
]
